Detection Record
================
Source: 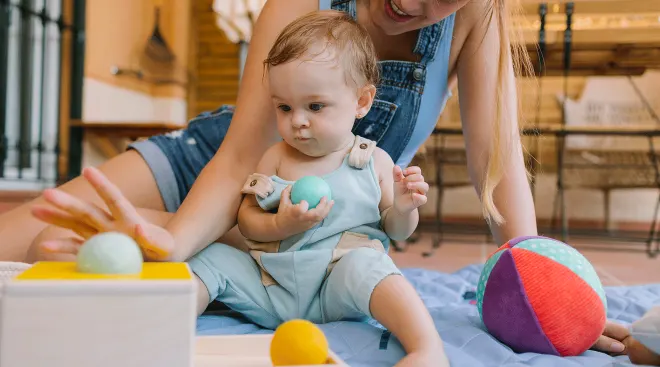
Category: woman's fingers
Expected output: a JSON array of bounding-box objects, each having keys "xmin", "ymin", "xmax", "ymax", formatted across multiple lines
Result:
[
  {"xmin": 83, "ymin": 167, "xmax": 143, "ymax": 225},
  {"xmin": 42, "ymin": 188, "xmax": 112, "ymax": 230},
  {"xmin": 591, "ymin": 321, "xmax": 629, "ymax": 354},
  {"xmin": 38, "ymin": 237, "xmax": 84, "ymax": 261},
  {"xmin": 135, "ymin": 223, "xmax": 174, "ymax": 261},
  {"xmin": 592, "ymin": 334, "xmax": 626, "ymax": 355},
  {"xmin": 31, "ymin": 205, "xmax": 98, "ymax": 239}
]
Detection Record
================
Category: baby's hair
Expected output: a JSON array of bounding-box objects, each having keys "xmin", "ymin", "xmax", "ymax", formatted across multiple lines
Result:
[{"xmin": 264, "ymin": 10, "xmax": 379, "ymax": 89}]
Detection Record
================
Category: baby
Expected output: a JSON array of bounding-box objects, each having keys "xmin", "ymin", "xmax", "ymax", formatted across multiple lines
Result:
[
  {"xmin": 186, "ymin": 10, "xmax": 447, "ymax": 367},
  {"xmin": 625, "ymin": 306, "xmax": 660, "ymax": 365}
]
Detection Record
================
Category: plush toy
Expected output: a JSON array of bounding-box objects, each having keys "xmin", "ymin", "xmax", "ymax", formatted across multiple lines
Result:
[
  {"xmin": 291, "ymin": 176, "xmax": 332, "ymax": 209},
  {"xmin": 476, "ymin": 235, "xmax": 607, "ymax": 357}
]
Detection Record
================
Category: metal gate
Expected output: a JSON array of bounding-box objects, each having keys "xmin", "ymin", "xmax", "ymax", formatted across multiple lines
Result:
[{"xmin": 0, "ymin": 0, "xmax": 84, "ymax": 190}]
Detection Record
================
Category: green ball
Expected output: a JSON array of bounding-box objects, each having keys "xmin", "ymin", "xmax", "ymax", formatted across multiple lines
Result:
[
  {"xmin": 76, "ymin": 232, "xmax": 143, "ymax": 275},
  {"xmin": 290, "ymin": 176, "xmax": 332, "ymax": 209}
]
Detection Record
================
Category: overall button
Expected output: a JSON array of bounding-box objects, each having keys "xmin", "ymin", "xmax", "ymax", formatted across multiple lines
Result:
[{"xmin": 412, "ymin": 68, "xmax": 424, "ymax": 81}]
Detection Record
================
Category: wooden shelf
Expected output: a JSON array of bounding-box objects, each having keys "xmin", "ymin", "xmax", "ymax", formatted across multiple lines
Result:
[
  {"xmin": 71, "ymin": 120, "xmax": 184, "ymax": 140},
  {"xmin": 518, "ymin": 0, "xmax": 660, "ymax": 76},
  {"xmin": 521, "ymin": 28, "xmax": 660, "ymax": 76}
]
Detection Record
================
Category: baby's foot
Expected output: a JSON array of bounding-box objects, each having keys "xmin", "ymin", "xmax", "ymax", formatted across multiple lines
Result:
[{"xmin": 394, "ymin": 347, "xmax": 450, "ymax": 367}]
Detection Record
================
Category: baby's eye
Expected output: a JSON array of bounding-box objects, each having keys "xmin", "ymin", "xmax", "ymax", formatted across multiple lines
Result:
[
  {"xmin": 278, "ymin": 104, "xmax": 291, "ymax": 112},
  {"xmin": 309, "ymin": 103, "xmax": 324, "ymax": 111}
]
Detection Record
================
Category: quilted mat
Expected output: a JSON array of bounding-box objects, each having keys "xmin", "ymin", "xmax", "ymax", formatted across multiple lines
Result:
[{"xmin": 196, "ymin": 264, "xmax": 660, "ymax": 366}]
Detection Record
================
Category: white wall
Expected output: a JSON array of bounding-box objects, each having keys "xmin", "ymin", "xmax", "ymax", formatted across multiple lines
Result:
[
  {"xmin": 80, "ymin": 78, "xmax": 187, "ymax": 168},
  {"xmin": 81, "ymin": 79, "xmax": 187, "ymax": 124}
]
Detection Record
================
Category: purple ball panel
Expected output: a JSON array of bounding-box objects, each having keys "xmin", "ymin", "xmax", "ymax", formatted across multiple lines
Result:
[{"xmin": 482, "ymin": 250, "xmax": 559, "ymax": 355}]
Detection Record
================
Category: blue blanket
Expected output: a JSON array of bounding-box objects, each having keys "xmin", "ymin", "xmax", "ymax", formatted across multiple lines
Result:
[{"xmin": 196, "ymin": 264, "xmax": 660, "ymax": 366}]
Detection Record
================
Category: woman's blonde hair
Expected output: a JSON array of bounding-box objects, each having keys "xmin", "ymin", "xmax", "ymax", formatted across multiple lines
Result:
[{"xmin": 482, "ymin": 0, "xmax": 534, "ymax": 225}]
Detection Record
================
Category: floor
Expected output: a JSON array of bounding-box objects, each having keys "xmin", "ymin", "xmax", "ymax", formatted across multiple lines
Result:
[{"xmin": 389, "ymin": 233, "xmax": 660, "ymax": 286}]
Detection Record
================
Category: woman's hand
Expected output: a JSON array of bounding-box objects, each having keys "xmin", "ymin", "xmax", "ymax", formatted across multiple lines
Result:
[
  {"xmin": 31, "ymin": 167, "xmax": 175, "ymax": 261},
  {"xmin": 274, "ymin": 185, "xmax": 334, "ymax": 237},
  {"xmin": 591, "ymin": 321, "xmax": 629, "ymax": 355}
]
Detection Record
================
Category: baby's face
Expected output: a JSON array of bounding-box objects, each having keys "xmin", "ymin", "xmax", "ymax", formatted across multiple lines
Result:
[{"xmin": 268, "ymin": 46, "xmax": 368, "ymax": 157}]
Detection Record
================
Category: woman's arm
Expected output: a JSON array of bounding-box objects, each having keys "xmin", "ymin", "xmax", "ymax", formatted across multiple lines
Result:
[
  {"xmin": 165, "ymin": 0, "xmax": 318, "ymax": 261},
  {"xmin": 28, "ymin": 206, "xmax": 247, "ymax": 263},
  {"xmin": 456, "ymin": 1, "xmax": 537, "ymax": 245}
]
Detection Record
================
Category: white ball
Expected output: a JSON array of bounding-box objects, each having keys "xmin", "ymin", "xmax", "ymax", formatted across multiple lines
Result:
[{"xmin": 76, "ymin": 232, "xmax": 143, "ymax": 274}]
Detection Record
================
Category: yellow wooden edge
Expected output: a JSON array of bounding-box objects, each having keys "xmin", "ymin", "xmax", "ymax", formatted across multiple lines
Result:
[{"xmin": 15, "ymin": 262, "xmax": 192, "ymax": 281}]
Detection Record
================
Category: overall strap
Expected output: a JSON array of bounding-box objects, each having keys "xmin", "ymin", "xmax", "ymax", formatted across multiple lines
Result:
[{"xmin": 348, "ymin": 135, "xmax": 377, "ymax": 169}]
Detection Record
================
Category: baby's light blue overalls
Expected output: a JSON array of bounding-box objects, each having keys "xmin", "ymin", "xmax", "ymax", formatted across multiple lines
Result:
[{"xmin": 188, "ymin": 136, "xmax": 401, "ymax": 329}]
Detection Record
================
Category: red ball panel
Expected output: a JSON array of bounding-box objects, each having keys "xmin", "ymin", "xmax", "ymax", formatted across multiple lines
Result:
[{"xmin": 512, "ymin": 248, "xmax": 607, "ymax": 356}]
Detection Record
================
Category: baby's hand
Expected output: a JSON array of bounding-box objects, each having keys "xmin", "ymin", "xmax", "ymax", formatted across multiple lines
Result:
[
  {"xmin": 274, "ymin": 185, "xmax": 334, "ymax": 236},
  {"xmin": 393, "ymin": 166, "xmax": 429, "ymax": 214}
]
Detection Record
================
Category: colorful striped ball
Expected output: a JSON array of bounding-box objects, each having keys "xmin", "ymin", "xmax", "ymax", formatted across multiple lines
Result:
[{"xmin": 476, "ymin": 236, "xmax": 607, "ymax": 356}]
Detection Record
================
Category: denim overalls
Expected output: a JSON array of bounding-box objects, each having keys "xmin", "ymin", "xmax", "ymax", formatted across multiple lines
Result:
[{"xmin": 128, "ymin": 0, "xmax": 456, "ymax": 213}]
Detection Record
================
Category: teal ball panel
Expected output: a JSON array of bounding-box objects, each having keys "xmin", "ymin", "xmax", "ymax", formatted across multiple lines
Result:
[
  {"xmin": 291, "ymin": 176, "xmax": 332, "ymax": 209},
  {"xmin": 76, "ymin": 232, "xmax": 143, "ymax": 274}
]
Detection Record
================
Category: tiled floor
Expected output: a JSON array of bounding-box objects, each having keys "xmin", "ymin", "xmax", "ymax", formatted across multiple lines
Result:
[{"xmin": 389, "ymin": 233, "xmax": 660, "ymax": 286}]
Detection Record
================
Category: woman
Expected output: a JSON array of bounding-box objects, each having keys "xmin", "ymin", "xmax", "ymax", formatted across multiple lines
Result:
[{"xmin": 1, "ymin": 0, "xmax": 629, "ymax": 355}]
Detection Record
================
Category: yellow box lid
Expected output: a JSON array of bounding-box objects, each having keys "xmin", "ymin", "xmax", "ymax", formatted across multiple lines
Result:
[{"xmin": 15, "ymin": 262, "xmax": 192, "ymax": 281}]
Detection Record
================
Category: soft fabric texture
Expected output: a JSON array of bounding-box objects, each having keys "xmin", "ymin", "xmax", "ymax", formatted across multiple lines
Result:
[
  {"xmin": 197, "ymin": 265, "xmax": 660, "ymax": 367},
  {"xmin": 477, "ymin": 236, "xmax": 607, "ymax": 357}
]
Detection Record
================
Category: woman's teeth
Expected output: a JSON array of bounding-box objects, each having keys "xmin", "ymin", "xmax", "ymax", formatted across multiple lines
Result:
[{"xmin": 389, "ymin": 0, "xmax": 410, "ymax": 16}]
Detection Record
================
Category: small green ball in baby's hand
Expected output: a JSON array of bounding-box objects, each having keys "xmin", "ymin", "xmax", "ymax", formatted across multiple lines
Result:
[
  {"xmin": 291, "ymin": 176, "xmax": 332, "ymax": 209},
  {"xmin": 76, "ymin": 232, "xmax": 143, "ymax": 274}
]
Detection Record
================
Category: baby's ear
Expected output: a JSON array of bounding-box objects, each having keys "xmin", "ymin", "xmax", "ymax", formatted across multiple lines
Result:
[{"xmin": 356, "ymin": 84, "xmax": 377, "ymax": 118}]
